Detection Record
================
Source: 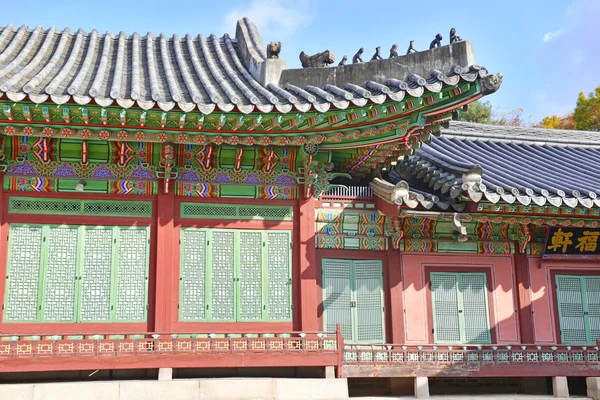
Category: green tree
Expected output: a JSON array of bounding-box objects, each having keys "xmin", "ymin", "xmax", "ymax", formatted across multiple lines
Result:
[
  {"xmin": 573, "ymin": 87, "xmax": 600, "ymax": 131},
  {"xmin": 458, "ymin": 101, "xmax": 493, "ymax": 124},
  {"xmin": 537, "ymin": 114, "xmax": 576, "ymax": 130}
]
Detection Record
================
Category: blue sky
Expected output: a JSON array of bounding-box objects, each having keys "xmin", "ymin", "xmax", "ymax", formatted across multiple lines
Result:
[{"xmin": 1, "ymin": 0, "xmax": 598, "ymax": 122}]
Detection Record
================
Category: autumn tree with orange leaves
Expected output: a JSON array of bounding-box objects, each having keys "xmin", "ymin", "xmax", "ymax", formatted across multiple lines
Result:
[{"xmin": 539, "ymin": 85, "xmax": 600, "ymax": 131}]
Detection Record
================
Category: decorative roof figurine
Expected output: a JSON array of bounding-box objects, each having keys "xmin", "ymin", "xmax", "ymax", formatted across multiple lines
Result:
[
  {"xmin": 406, "ymin": 40, "xmax": 417, "ymax": 55},
  {"xmin": 429, "ymin": 34, "xmax": 443, "ymax": 49},
  {"xmin": 338, "ymin": 55, "xmax": 348, "ymax": 66},
  {"xmin": 450, "ymin": 28, "xmax": 462, "ymax": 44},
  {"xmin": 352, "ymin": 48, "xmax": 364, "ymax": 64},
  {"xmin": 389, "ymin": 44, "xmax": 398, "ymax": 58},
  {"xmin": 267, "ymin": 41, "xmax": 281, "ymax": 59},
  {"xmin": 299, "ymin": 50, "xmax": 335, "ymax": 68},
  {"xmin": 371, "ymin": 47, "xmax": 382, "ymax": 61}
]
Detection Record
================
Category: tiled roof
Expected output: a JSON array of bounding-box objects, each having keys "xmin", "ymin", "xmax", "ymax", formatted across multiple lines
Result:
[
  {"xmin": 0, "ymin": 19, "xmax": 491, "ymax": 113},
  {"xmin": 378, "ymin": 121, "xmax": 600, "ymax": 209}
]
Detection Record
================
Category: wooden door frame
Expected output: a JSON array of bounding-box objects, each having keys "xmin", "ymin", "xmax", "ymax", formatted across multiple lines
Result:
[
  {"xmin": 424, "ymin": 266, "xmax": 498, "ymax": 344},
  {"xmin": 316, "ymin": 250, "xmax": 388, "ymax": 341}
]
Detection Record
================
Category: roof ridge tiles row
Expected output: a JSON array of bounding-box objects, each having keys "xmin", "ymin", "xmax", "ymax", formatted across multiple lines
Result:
[{"xmin": 0, "ymin": 22, "xmax": 490, "ymax": 113}]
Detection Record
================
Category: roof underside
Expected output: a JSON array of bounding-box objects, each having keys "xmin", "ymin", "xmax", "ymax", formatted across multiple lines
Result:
[
  {"xmin": 374, "ymin": 121, "xmax": 600, "ymax": 209},
  {"xmin": 0, "ymin": 19, "xmax": 492, "ymax": 114}
]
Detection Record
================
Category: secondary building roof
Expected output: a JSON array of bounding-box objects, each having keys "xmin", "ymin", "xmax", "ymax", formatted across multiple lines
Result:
[
  {"xmin": 0, "ymin": 18, "xmax": 497, "ymax": 113},
  {"xmin": 371, "ymin": 121, "xmax": 600, "ymax": 209}
]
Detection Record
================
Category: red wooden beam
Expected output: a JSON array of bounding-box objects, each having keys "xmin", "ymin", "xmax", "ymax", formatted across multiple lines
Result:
[
  {"xmin": 0, "ymin": 353, "xmax": 339, "ymax": 373},
  {"xmin": 375, "ymin": 197, "xmax": 400, "ymax": 219}
]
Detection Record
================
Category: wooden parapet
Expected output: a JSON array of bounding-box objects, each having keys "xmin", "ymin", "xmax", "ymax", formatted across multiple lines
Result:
[{"xmin": 342, "ymin": 343, "xmax": 600, "ymax": 378}]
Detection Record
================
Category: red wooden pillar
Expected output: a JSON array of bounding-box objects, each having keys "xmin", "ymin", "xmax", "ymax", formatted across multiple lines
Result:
[
  {"xmin": 514, "ymin": 250, "xmax": 534, "ymax": 343},
  {"xmin": 154, "ymin": 179, "xmax": 176, "ymax": 332},
  {"xmin": 0, "ymin": 172, "xmax": 6, "ymax": 322},
  {"xmin": 387, "ymin": 244, "xmax": 405, "ymax": 343},
  {"xmin": 299, "ymin": 188, "xmax": 318, "ymax": 331}
]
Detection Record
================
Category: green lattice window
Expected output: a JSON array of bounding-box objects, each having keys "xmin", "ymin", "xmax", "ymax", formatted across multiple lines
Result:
[
  {"xmin": 3, "ymin": 224, "xmax": 150, "ymax": 323},
  {"xmin": 8, "ymin": 197, "xmax": 152, "ymax": 217},
  {"xmin": 179, "ymin": 228, "xmax": 292, "ymax": 322},
  {"xmin": 322, "ymin": 259, "xmax": 385, "ymax": 343},
  {"xmin": 556, "ymin": 275, "xmax": 600, "ymax": 344},
  {"xmin": 180, "ymin": 203, "xmax": 293, "ymax": 221},
  {"xmin": 431, "ymin": 272, "xmax": 491, "ymax": 344}
]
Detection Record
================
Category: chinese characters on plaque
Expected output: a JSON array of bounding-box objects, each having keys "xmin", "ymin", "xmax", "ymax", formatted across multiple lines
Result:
[{"xmin": 544, "ymin": 227, "xmax": 600, "ymax": 259}]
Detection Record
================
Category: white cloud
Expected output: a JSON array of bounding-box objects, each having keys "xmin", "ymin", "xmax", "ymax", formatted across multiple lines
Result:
[
  {"xmin": 543, "ymin": 29, "xmax": 565, "ymax": 42},
  {"xmin": 222, "ymin": 0, "xmax": 313, "ymax": 41}
]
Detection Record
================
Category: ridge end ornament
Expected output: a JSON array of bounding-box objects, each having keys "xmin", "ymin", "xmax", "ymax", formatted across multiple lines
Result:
[
  {"xmin": 299, "ymin": 50, "xmax": 335, "ymax": 68},
  {"xmin": 480, "ymin": 72, "xmax": 504, "ymax": 95}
]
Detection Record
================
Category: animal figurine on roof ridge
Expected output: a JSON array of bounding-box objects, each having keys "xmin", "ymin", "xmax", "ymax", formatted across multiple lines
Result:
[
  {"xmin": 352, "ymin": 48, "xmax": 364, "ymax": 64},
  {"xmin": 450, "ymin": 28, "xmax": 462, "ymax": 44},
  {"xmin": 371, "ymin": 47, "xmax": 382, "ymax": 61},
  {"xmin": 267, "ymin": 41, "xmax": 281, "ymax": 59},
  {"xmin": 430, "ymin": 34, "xmax": 442, "ymax": 49},
  {"xmin": 299, "ymin": 50, "xmax": 335, "ymax": 68}
]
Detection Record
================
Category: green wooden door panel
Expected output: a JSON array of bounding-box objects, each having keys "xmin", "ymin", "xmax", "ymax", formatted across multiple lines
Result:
[
  {"xmin": 585, "ymin": 277, "xmax": 600, "ymax": 343},
  {"xmin": 4, "ymin": 225, "xmax": 44, "ymax": 322},
  {"xmin": 238, "ymin": 231, "xmax": 264, "ymax": 321},
  {"xmin": 79, "ymin": 228, "xmax": 115, "ymax": 322},
  {"xmin": 556, "ymin": 275, "xmax": 600, "ymax": 344},
  {"xmin": 322, "ymin": 259, "xmax": 353, "ymax": 340},
  {"xmin": 178, "ymin": 228, "xmax": 292, "ymax": 323},
  {"xmin": 114, "ymin": 228, "xmax": 149, "ymax": 322},
  {"xmin": 210, "ymin": 230, "xmax": 236, "ymax": 321},
  {"xmin": 42, "ymin": 226, "xmax": 79, "ymax": 322},
  {"xmin": 459, "ymin": 274, "xmax": 491, "ymax": 344},
  {"xmin": 4, "ymin": 223, "xmax": 150, "ymax": 324},
  {"xmin": 556, "ymin": 275, "xmax": 588, "ymax": 344},
  {"xmin": 431, "ymin": 273, "xmax": 461, "ymax": 343},
  {"xmin": 179, "ymin": 230, "xmax": 208, "ymax": 321},
  {"xmin": 266, "ymin": 231, "xmax": 292, "ymax": 321},
  {"xmin": 431, "ymin": 272, "xmax": 491, "ymax": 344},
  {"xmin": 353, "ymin": 260, "xmax": 385, "ymax": 343}
]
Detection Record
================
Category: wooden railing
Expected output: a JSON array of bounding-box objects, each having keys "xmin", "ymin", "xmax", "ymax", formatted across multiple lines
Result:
[
  {"xmin": 342, "ymin": 343, "xmax": 600, "ymax": 377},
  {"xmin": 0, "ymin": 328, "xmax": 342, "ymax": 374}
]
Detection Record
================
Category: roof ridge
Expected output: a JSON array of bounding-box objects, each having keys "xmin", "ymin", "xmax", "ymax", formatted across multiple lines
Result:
[{"xmin": 448, "ymin": 121, "xmax": 600, "ymax": 146}]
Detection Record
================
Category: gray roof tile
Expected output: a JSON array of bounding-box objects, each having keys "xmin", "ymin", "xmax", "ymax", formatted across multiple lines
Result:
[
  {"xmin": 382, "ymin": 121, "xmax": 600, "ymax": 209},
  {"xmin": 0, "ymin": 20, "xmax": 491, "ymax": 113}
]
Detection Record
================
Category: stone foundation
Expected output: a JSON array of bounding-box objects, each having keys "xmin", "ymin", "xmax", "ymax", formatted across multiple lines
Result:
[{"xmin": 0, "ymin": 378, "xmax": 349, "ymax": 400}]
